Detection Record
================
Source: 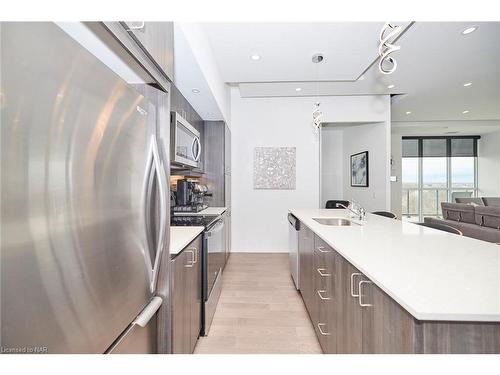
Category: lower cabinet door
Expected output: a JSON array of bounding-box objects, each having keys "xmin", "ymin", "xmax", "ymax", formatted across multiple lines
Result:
[
  {"xmin": 337, "ymin": 259, "xmax": 363, "ymax": 353},
  {"xmin": 312, "ymin": 236, "xmax": 337, "ymax": 353},
  {"xmin": 361, "ymin": 280, "xmax": 417, "ymax": 353},
  {"xmin": 171, "ymin": 251, "xmax": 189, "ymax": 354},
  {"xmin": 189, "ymin": 239, "xmax": 202, "ymax": 352}
]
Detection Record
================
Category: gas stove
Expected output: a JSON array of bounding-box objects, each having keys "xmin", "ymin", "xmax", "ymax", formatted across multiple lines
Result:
[{"xmin": 170, "ymin": 215, "xmax": 218, "ymax": 229}]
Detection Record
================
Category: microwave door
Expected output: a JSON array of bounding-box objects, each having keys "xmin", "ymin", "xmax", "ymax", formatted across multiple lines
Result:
[{"xmin": 172, "ymin": 113, "xmax": 200, "ymax": 168}]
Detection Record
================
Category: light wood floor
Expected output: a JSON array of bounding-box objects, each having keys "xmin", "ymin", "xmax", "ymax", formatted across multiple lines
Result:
[{"xmin": 194, "ymin": 253, "xmax": 322, "ymax": 354}]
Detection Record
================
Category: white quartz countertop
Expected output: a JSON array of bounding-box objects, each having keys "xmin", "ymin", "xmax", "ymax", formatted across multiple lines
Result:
[
  {"xmin": 290, "ymin": 208, "xmax": 500, "ymax": 322},
  {"xmin": 170, "ymin": 227, "xmax": 204, "ymax": 256},
  {"xmin": 173, "ymin": 207, "xmax": 227, "ymax": 216}
]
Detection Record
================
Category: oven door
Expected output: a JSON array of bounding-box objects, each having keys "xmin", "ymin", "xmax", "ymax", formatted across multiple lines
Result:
[
  {"xmin": 203, "ymin": 218, "xmax": 225, "ymax": 299},
  {"xmin": 171, "ymin": 112, "xmax": 201, "ymax": 168}
]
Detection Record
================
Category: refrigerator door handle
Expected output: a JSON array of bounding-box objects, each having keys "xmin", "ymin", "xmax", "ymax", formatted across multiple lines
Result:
[
  {"xmin": 150, "ymin": 135, "xmax": 167, "ymax": 293},
  {"xmin": 133, "ymin": 296, "xmax": 163, "ymax": 328}
]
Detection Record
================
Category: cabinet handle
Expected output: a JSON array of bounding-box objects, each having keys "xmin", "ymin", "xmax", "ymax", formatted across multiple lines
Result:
[
  {"xmin": 185, "ymin": 250, "xmax": 194, "ymax": 268},
  {"xmin": 188, "ymin": 247, "xmax": 198, "ymax": 264},
  {"xmin": 358, "ymin": 280, "xmax": 373, "ymax": 307},
  {"xmin": 350, "ymin": 272, "xmax": 363, "ymax": 297},
  {"xmin": 126, "ymin": 22, "xmax": 145, "ymax": 31},
  {"xmin": 317, "ymin": 290, "xmax": 331, "ymax": 300},
  {"xmin": 317, "ymin": 323, "xmax": 331, "ymax": 336},
  {"xmin": 316, "ymin": 246, "xmax": 330, "ymax": 253},
  {"xmin": 316, "ymin": 268, "xmax": 331, "ymax": 277}
]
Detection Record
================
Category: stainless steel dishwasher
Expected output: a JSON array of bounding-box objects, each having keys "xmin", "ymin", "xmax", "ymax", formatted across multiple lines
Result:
[{"xmin": 202, "ymin": 217, "xmax": 226, "ymax": 335}]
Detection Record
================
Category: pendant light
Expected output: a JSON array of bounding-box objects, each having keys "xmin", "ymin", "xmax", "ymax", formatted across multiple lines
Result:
[
  {"xmin": 378, "ymin": 23, "xmax": 402, "ymax": 75},
  {"xmin": 311, "ymin": 53, "xmax": 324, "ymax": 132}
]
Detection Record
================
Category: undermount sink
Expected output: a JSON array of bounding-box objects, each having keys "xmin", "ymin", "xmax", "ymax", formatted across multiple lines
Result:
[{"xmin": 312, "ymin": 218, "xmax": 360, "ymax": 226}]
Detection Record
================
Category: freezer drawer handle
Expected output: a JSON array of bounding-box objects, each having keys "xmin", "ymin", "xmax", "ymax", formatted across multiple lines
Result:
[{"xmin": 133, "ymin": 296, "xmax": 163, "ymax": 328}]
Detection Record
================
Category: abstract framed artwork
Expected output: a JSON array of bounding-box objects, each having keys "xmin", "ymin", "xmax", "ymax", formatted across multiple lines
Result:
[
  {"xmin": 253, "ymin": 147, "xmax": 296, "ymax": 190},
  {"xmin": 350, "ymin": 151, "xmax": 369, "ymax": 187}
]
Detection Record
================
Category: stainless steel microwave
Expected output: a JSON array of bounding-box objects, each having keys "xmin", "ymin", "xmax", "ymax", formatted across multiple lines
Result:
[{"xmin": 170, "ymin": 111, "xmax": 201, "ymax": 168}]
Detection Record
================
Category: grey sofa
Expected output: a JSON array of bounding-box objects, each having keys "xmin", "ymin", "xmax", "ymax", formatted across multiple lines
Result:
[
  {"xmin": 455, "ymin": 197, "xmax": 500, "ymax": 206},
  {"xmin": 424, "ymin": 202, "xmax": 500, "ymax": 243}
]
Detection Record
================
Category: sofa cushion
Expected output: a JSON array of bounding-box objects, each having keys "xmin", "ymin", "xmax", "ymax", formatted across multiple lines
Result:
[
  {"xmin": 482, "ymin": 197, "xmax": 500, "ymax": 207},
  {"xmin": 455, "ymin": 197, "xmax": 484, "ymax": 205},
  {"xmin": 441, "ymin": 202, "xmax": 476, "ymax": 224},
  {"xmin": 475, "ymin": 206, "xmax": 500, "ymax": 229}
]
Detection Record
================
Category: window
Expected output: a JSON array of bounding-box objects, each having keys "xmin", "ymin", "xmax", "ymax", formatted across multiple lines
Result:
[{"xmin": 401, "ymin": 136, "xmax": 479, "ymax": 222}]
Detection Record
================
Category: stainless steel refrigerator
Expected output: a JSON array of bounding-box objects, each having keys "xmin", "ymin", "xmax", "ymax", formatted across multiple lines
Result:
[{"xmin": 1, "ymin": 22, "xmax": 170, "ymax": 353}]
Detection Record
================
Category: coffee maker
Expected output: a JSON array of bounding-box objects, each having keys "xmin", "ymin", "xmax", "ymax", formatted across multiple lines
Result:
[{"xmin": 173, "ymin": 179, "xmax": 209, "ymax": 212}]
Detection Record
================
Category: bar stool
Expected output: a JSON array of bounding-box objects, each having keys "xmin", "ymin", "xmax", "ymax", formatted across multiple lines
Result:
[
  {"xmin": 372, "ymin": 211, "xmax": 398, "ymax": 219},
  {"xmin": 416, "ymin": 222, "xmax": 463, "ymax": 236}
]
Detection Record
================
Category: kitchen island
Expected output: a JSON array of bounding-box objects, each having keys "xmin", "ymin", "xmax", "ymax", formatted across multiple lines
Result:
[{"xmin": 290, "ymin": 208, "xmax": 500, "ymax": 354}]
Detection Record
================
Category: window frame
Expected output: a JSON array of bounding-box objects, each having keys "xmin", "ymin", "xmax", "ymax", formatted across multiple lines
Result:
[{"xmin": 401, "ymin": 136, "xmax": 480, "ymax": 222}]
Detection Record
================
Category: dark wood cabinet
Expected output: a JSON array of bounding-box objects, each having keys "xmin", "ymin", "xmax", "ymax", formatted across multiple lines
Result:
[
  {"xmin": 224, "ymin": 124, "xmax": 231, "ymax": 175},
  {"xmin": 297, "ymin": 225, "xmax": 499, "ymax": 354},
  {"xmin": 202, "ymin": 121, "xmax": 225, "ymax": 206},
  {"xmin": 336, "ymin": 258, "xmax": 364, "ymax": 353},
  {"xmin": 312, "ymin": 236, "xmax": 336, "ymax": 353},
  {"xmin": 300, "ymin": 231, "xmax": 415, "ymax": 354},
  {"xmin": 123, "ymin": 22, "xmax": 174, "ymax": 81},
  {"xmin": 171, "ymin": 235, "xmax": 202, "ymax": 354},
  {"xmin": 360, "ymin": 279, "xmax": 418, "ymax": 353}
]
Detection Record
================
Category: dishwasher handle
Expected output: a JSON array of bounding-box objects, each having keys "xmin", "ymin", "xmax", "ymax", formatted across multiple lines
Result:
[
  {"xmin": 205, "ymin": 218, "xmax": 224, "ymax": 237},
  {"xmin": 288, "ymin": 213, "xmax": 300, "ymax": 231}
]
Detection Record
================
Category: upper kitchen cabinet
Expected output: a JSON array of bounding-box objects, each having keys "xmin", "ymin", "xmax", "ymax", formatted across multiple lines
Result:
[
  {"xmin": 123, "ymin": 22, "xmax": 174, "ymax": 81},
  {"xmin": 202, "ymin": 121, "xmax": 225, "ymax": 206}
]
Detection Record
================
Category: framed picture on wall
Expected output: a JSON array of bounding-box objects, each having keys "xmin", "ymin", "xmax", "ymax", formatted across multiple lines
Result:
[{"xmin": 350, "ymin": 151, "xmax": 369, "ymax": 187}]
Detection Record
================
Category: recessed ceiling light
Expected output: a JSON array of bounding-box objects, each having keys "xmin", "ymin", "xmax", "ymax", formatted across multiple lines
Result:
[
  {"xmin": 250, "ymin": 54, "xmax": 261, "ymax": 61},
  {"xmin": 462, "ymin": 110, "xmax": 470, "ymax": 114},
  {"xmin": 387, "ymin": 84, "xmax": 395, "ymax": 89},
  {"xmin": 406, "ymin": 111, "xmax": 412, "ymax": 115},
  {"xmin": 295, "ymin": 87, "xmax": 302, "ymax": 92},
  {"xmin": 462, "ymin": 26, "xmax": 477, "ymax": 35},
  {"xmin": 191, "ymin": 88, "xmax": 200, "ymax": 94},
  {"xmin": 463, "ymin": 82, "xmax": 472, "ymax": 87}
]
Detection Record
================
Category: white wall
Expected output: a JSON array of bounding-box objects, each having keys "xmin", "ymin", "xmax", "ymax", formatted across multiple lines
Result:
[
  {"xmin": 231, "ymin": 89, "xmax": 390, "ymax": 252},
  {"xmin": 320, "ymin": 127, "xmax": 343, "ymax": 207},
  {"xmin": 478, "ymin": 129, "xmax": 500, "ymax": 196},
  {"xmin": 342, "ymin": 123, "xmax": 391, "ymax": 212},
  {"xmin": 390, "ymin": 134, "xmax": 403, "ymax": 218}
]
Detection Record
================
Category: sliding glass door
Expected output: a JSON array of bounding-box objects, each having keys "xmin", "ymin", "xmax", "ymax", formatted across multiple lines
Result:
[{"xmin": 401, "ymin": 136, "xmax": 479, "ymax": 222}]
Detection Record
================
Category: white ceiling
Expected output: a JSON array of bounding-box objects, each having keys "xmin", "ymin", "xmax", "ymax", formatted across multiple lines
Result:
[
  {"xmin": 198, "ymin": 21, "xmax": 500, "ymax": 126},
  {"xmin": 392, "ymin": 120, "xmax": 500, "ymax": 136},
  {"xmin": 173, "ymin": 24, "xmax": 223, "ymax": 121},
  {"xmin": 202, "ymin": 22, "xmax": 407, "ymax": 82}
]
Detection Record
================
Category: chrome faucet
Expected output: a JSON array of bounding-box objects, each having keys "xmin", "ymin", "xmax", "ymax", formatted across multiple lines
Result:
[{"xmin": 338, "ymin": 201, "xmax": 366, "ymax": 221}]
